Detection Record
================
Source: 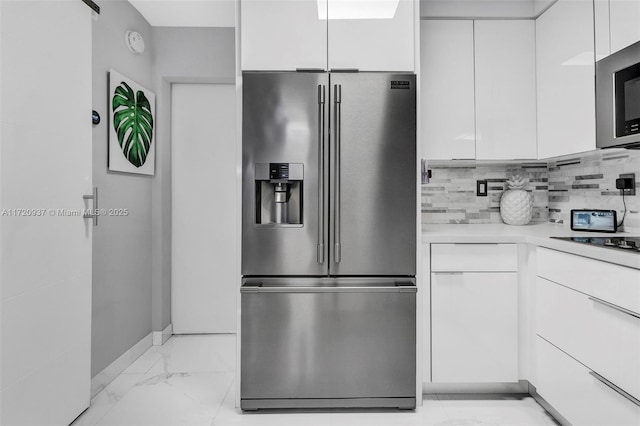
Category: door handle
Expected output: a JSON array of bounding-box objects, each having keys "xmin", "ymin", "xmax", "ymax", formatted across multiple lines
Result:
[
  {"xmin": 82, "ymin": 187, "xmax": 98, "ymax": 227},
  {"xmin": 317, "ymin": 84, "xmax": 325, "ymax": 264},
  {"xmin": 334, "ymin": 84, "xmax": 342, "ymax": 264}
]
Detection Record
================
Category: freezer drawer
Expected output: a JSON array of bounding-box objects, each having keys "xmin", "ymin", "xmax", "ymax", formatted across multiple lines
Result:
[{"xmin": 240, "ymin": 278, "xmax": 417, "ymax": 409}]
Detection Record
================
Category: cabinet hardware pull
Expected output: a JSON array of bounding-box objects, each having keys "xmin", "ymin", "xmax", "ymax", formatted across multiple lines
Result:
[
  {"xmin": 587, "ymin": 296, "xmax": 640, "ymax": 319},
  {"xmin": 589, "ymin": 371, "xmax": 640, "ymax": 407}
]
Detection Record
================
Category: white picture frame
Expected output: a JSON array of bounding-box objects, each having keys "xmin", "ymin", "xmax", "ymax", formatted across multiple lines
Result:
[{"xmin": 108, "ymin": 69, "xmax": 156, "ymax": 175}]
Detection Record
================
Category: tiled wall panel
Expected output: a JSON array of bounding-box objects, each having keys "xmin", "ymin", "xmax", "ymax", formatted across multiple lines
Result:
[
  {"xmin": 547, "ymin": 149, "xmax": 640, "ymax": 232},
  {"xmin": 421, "ymin": 162, "xmax": 549, "ymax": 224},
  {"xmin": 421, "ymin": 149, "xmax": 639, "ymax": 231}
]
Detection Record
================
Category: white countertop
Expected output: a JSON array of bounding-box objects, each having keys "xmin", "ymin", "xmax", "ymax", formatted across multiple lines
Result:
[{"xmin": 422, "ymin": 222, "xmax": 640, "ymax": 269}]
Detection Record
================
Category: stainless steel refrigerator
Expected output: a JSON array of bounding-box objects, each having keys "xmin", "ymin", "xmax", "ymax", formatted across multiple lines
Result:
[{"xmin": 240, "ymin": 71, "xmax": 417, "ymax": 410}]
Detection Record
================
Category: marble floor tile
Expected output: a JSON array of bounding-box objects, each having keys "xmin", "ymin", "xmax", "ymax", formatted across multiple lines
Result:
[
  {"xmin": 147, "ymin": 334, "xmax": 235, "ymax": 375},
  {"xmin": 76, "ymin": 335, "xmax": 559, "ymax": 426},
  {"xmin": 122, "ymin": 336, "xmax": 179, "ymax": 374},
  {"xmin": 436, "ymin": 396, "xmax": 558, "ymax": 426},
  {"xmin": 73, "ymin": 373, "xmax": 148, "ymax": 425},
  {"xmin": 214, "ymin": 382, "xmax": 451, "ymax": 426},
  {"xmin": 94, "ymin": 371, "xmax": 234, "ymax": 426}
]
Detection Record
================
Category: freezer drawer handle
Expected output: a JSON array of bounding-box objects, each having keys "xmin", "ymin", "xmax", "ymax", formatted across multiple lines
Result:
[
  {"xmin": 240, "ymin": 282, "xmax": 263, "ymax": 293},
  {"xmin": 317, "ymin": 84, "xmax": 326, "ymax": 264},
  {"xmin": 333, "ymin": 84, "xmax": 342, "ymax": 264},
  {"xmin": 395, "ymin": 281, "xmax": 418, "ymax": 293},
  {"xmin": 589, "ymin": 371, "xmax": 640, "ymax": 407},
  {"xmin": 241, "ymin": 285, "xmax": 416, "ymax": 294},
  {"xmin": 588, "ymin": 296, "xmax": 640, "ymax": 319}
]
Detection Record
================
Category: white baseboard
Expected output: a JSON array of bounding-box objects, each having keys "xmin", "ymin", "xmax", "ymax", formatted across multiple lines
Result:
[
  {"xmin": 423, "ymin": 380, "xmax": 529, "ymax": 394},
  {"xmin": 152, "ymin": 323, "xmax": 172, "ymax": 346},
  {"xmin": 90, "ymin": 332, "xmax": 152, "ymax": 398}
]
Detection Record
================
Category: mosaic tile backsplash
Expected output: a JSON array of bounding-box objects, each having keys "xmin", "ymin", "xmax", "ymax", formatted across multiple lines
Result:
[
  {"xmin": 547, "ymin": 149, "xmax": 640, "ymax": 232},
  {"xmin": 421, "ymin": 162, "xmax": 549, "ymax": 224},
  {"xmin": 421, "ymin": 149, "xmax": 640, "ymax": 231}
]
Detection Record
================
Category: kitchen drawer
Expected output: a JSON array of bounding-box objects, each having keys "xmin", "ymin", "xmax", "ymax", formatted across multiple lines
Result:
[
  {"xmin": 536, "ymin": 336, "xmax": 640, "ymax": 426},
  {"xmin": 537, "ymin": 276, "xmax": 640, "ymax": 399},
  {"xmin": 537, "ymin": 247, "xmax": 640, "ymax": 314},
  {"xmin": 431, "ymin": 244, "xmax": 517, "ymax": 272}
]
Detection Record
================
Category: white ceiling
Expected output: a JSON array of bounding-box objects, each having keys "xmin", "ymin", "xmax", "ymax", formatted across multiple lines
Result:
[
  {"xmin": 420, "ymin": 0, "xmax": 556, "ymax": 18},
  {"xmin": 128, "ymin": 0, "xmax": 236, "ymax": 27}
]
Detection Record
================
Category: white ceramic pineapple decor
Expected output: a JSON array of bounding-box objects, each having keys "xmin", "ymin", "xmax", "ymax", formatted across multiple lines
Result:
[{"xmin": 500, "ymin": 175, "xmax": 533, "ymax": 225}]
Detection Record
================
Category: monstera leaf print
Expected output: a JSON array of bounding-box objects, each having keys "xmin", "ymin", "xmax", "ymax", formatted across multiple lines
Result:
[{"xmin": 112, "ymin": 81, "xmax": 154, "ymax": 168}]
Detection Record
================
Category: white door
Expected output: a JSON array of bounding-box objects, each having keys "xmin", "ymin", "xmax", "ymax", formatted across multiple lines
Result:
[
  {"xmin": 0, "ymin": 1, "xmax": 93, "ymax": 424},
  {"xmin": 171, "ymin": 83, "xmax": 237, "ymax": 334}
]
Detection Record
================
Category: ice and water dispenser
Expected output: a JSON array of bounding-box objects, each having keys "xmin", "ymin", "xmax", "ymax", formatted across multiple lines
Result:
[{"xmin": 254, "ymin": 163, "xmax": 303, "ymax": 226}]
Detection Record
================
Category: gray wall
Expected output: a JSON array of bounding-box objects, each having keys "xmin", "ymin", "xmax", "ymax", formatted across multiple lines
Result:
[
  {"xmin": 91, "ymin": 1, "xmax": 154, "ymax": 377},
  {"xmin": 90, "ymin": 5, "xmax": 235, "ymax": 376},
  {"xmin": 150, "ymin": 27, "xmax": 236, "ymax": 332}
]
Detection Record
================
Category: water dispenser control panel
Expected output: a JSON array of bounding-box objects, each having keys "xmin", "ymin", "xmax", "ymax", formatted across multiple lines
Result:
[
  {"xmin": 254, "ymin": 163, "xmax": 303, "ymax": 226},
  {"xmin": 269, "ymin": 163, "xmax": 289, "ymax": 180}
]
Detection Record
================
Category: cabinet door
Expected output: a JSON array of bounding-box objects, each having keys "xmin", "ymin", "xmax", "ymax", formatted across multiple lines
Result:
[
  {"xmin": 432, "ymin": 272, "xmax": 519, "ymax": 383},
  {"xmin": 420, "ymin": 20, "xmax": 475, "ymax": 160},
  {"xmin": 537, "ymin": 337, "xmax": 640, "ymax": 426},
  {"xmin": 327, "ymin": 0, "xmax": 414, "ymax": 71},
  {"xmin": 594, "ymin": 0, "xmax": 611, "ymax": 59},
  {"xmin": 610, "ymin": 0, "xmax": 640, "ymax": 54},
  {"xmin": 241, "ymin": 0, "xmax": 327, "ymax": 70},
  {"xmin": 536, "ymin": 0, "xmax": 596, "ymax": 158},
  {"xmin": 537, "ymin": 276, "xmax": 640, "ymax": 400},
  {"xmin": 475, "ymin": 21, "xmax": 537, "ymax": 160}
]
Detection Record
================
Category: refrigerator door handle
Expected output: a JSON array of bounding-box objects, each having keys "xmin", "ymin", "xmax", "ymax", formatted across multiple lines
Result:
[
  {"xmin": 333, "ymin": 84, "xmax": 342, "ymax": 264},
  {"xmin": 317, "ymin": 84, "xmax": 326, "ymax": 264}
]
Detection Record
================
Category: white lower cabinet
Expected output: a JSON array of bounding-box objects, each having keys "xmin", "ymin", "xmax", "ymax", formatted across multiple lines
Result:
[
  {"xmin": 431, "ymin": 243, "xmax": 518, "ymax": 383},
  {"xmin": 537, "ymin": 276, "xmax": 640, "ymax": 400},
  {"xmin": 537, "ymin": 337, "xmax": 640, "ymax": 425},
  {"xmin": 432, "ymin": 272, "xmax": 519, "ymax": 382},
  {"xmin": 536, "ymin": 247, "xmax": 640, "ymax": 424}
]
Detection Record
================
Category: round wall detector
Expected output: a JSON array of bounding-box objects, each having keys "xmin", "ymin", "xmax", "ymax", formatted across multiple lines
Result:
[{"xmin": 125, "ymin": 30, "xmax": 145, "ymax": 54}]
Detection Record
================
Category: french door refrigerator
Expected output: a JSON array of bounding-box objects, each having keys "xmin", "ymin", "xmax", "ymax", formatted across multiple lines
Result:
[{"xmin": 241, "ymin": 71, "xmax": 417, "ymax": 410}]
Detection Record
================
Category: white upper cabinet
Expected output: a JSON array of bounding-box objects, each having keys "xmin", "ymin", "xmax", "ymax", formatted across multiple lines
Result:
[
  {"xmin": 594, "ymin": 0, "xmax": 640, "ymax": 59},
  {"xmin": 240, "ymin": 0, "xmax": 415, "ymax": 72},
  {"xmin": 327, "ymin": 0, "xmax": 415, "ymax": 71},
  {"xmin": 474, "ymin": 20, "xmax": 537, "ymax": 160},
  {"xmin": 536, "ymin": 0, "xmax": 596, "ymax": 159},
  {"xmin": 241, "ymin": 0, "xmax": 328, "ymax": 71},
  {"xmin": 420, "ymin": 19, "xmax": 536, "ymax": 160},
  {"xmin": 421, "ymin": 20, "xmax": 475, "ymax": 160},
  {"xmin": 594, "ymin": 0, "xmax": 611, "ymax": 59},
  {"xmin": 609, "ymin": 0, "xmax": 640, "ymax": 54}
]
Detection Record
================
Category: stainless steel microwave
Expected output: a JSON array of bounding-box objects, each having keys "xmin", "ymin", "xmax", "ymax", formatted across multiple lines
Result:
[{"xmin": 596, "ymin": 40, "xmax": 640, "ymax": 149}]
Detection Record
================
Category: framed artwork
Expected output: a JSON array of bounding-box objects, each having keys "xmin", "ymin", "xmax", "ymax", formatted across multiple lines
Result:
[{"xmin": 108, "ymin": 69, "xmax": 155, "ymax": 175}]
